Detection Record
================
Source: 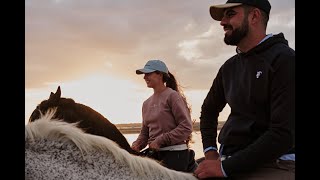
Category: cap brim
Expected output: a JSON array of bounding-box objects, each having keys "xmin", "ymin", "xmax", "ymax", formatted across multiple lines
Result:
[
  {"xmin": 136, "ymin": 68, "xmax": 156, "ymax": 75},
  {"xmin": 210, "ymin": 3, "xmax": 242, "ymax": 21}
]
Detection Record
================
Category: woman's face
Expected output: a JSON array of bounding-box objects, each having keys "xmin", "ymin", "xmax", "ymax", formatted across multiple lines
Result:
[{"xmin": 143, "ymin": 72, "xmax": 163, "ymax": 88}]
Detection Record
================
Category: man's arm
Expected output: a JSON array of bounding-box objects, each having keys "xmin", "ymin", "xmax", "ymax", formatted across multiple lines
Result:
[{"xmin": 200, "ymin": 68, "xmax": 227, "ymax": 151}]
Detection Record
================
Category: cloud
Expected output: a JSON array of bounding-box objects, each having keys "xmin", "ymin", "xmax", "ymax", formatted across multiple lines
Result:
[
  {"xmin": 25, "ymin": 0, "xmax": 295, "ymax": 124},
  {"xmin": 26, "ymin": 0, "xmax": 295, "ymax": 90}
]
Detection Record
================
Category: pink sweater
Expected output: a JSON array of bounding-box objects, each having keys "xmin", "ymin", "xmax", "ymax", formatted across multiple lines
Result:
[{"xmin": 132, "ymin": 87, "xmax": 193, "ymax": 150}]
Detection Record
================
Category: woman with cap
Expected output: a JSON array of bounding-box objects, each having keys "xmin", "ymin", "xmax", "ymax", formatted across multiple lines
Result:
[{"xmin": 131, "ymin": 59, "xmax": 197, "ymax": 173}]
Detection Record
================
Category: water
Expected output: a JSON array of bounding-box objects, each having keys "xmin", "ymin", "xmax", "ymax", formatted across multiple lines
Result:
[{"xmin": 124, "ymin": 131, "xmax": 220, "ymax": 160}]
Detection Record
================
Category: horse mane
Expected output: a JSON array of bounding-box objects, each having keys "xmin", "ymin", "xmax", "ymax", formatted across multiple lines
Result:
[
  {"xmin": 28, "ymin": 86, "xmax": 136, "ymax": 155},
  {"xmin": 25, "ymin": 113, "xmax": 197, "ymax": 180}
]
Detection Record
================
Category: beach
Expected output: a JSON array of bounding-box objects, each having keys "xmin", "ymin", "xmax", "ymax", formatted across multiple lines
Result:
[{"xmin": 116, "ymin": 121, "xmax": 225, "ymax": 134}]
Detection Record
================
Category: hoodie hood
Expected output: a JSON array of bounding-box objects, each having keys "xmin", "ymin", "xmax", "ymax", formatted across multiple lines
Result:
[{"xmin": 244, "ymin": 33, "xmax": 289, "ymax": 55}]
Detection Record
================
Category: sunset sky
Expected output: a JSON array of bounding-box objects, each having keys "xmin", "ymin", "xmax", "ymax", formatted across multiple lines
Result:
[{"xmin": 25, "ymin": 0, "xmax": 295, "ymax": 125}]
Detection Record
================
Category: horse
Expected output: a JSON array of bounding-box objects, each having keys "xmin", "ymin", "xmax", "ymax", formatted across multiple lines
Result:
[
  {"xmin": 28, "ymin": 86, "xmax": 201, "ymax": 170},
  {"xmin": 28, "ymin": 86, "xmax": 137, "ymax": 155},
  {"xmin": 25, "ymin": 112, "xmax": 198, "ymax": 180}
]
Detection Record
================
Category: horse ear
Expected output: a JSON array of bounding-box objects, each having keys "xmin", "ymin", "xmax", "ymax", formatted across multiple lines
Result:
[
  {"xmin": 48, "ymin": 86, "xmax": 62, "ymax": 103},
  {"xmin": 56, "ymin": 86, "xmax": 61, "ymax": 97}
]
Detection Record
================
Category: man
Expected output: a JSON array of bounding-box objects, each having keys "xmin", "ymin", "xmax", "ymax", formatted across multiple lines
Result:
[{"xmin": 194, "ymin": 0, "xmax": 295, "ymax": 179}]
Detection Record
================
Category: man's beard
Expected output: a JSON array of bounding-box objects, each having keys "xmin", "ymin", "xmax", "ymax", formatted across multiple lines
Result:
[{"xmin": 224, "ymin": 18, "xmax": 249, "ymax": 46}]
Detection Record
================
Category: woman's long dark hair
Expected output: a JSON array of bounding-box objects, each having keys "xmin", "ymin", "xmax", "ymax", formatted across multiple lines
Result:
[
  {"xmin": 157, "ymin": 71, "xmax": 194, "ymax": 146},
  {"xmin": 163, "ymin": 71, "xmax": 191, "ymax": 113}
]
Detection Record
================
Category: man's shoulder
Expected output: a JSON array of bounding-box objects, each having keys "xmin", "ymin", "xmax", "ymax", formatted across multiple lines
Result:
[
  {"xmin": 272, "ymin": 42, "xmax": 295, "ymax": 56},
  {"xmin": 221, "ymin": 54, "xmax": 238, "ymax": 67},
  {"xmin": 267, "ymin": 33, "xmax": 295, "ymax": 57},
  {"xmin": 259, "ymin": 40, "xmax": 295, "ymax": 70},
  {"xmin": 268, "ymin": 42, "xmax": 295, "ymax": 65}
]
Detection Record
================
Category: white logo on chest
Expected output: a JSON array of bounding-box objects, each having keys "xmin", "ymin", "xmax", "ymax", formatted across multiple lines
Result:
[{"xmin": 256, "ymin": 71, "xmax": 262, "ymax": 78}]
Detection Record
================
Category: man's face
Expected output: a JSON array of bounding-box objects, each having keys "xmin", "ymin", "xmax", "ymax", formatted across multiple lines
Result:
[{"xmin": 221, "ymin": 6, "xmax": 249, "ymax": 46}]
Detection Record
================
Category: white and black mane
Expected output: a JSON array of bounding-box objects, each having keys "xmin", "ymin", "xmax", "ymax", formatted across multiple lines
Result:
[{"xmin": 25, "ymin": 112, "xmax": 197, "ymax": 180}]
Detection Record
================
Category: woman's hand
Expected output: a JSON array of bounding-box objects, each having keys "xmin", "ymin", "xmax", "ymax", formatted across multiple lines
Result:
[
  {"xmin": 149, "ymin": 141, "xmax": 160, "ymax": 151},
  {"xmin": 131, "ymin": 144, "xmax": 140, "ymax": 152}
]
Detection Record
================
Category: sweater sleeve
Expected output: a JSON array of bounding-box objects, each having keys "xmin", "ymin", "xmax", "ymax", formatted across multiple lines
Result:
[
  {"xmin": 200, "ymin": 68, "xmax": 227, "ymax": 151},
  {"xmin": 222, "ymin": 53, "xmax": 295, "ymax": 176},
  {"xmin": 132, "ymin": 106, "xmax": 149, "ymax": 150},
  {"xmin": 132, "ymin": 123, "xmax": 149, "ymax": 150},
  {"xmin": 154, "ymin": 92, "xmax": 193, "ymax": 146}
]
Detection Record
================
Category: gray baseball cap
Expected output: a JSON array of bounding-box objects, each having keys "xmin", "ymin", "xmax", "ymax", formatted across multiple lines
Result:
[{"xmin": 136, "ymin": 60, "xmax": 169, "ymax": 75}]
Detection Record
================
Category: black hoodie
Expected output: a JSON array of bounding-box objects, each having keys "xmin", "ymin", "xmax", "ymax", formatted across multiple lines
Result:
[{"xmin": 200, "ymin": 33, "xmax": 295, "ymax": 176}]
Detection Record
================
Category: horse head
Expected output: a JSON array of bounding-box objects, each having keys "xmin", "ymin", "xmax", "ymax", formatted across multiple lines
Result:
[{"xmin": 28, "ymin": 86, "xmax": 138, "ymax": 155}]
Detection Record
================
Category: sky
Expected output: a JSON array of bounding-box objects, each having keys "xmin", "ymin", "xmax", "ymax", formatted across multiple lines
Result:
[{"xmin": 25, "ymin": 0, "xmax": 295, "ymax": 125}]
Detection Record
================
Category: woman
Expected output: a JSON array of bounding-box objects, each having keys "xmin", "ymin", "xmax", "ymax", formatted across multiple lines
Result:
[{"xmin": 131, "ymin": 59, "xmax": 197, "ymax": 172}]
